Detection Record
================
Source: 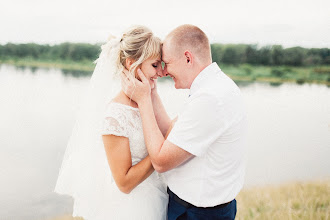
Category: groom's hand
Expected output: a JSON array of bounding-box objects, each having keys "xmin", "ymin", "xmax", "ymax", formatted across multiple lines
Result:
[{"xmin": 121, "ymin": 68, "xmax": 151, "ymax": 104}]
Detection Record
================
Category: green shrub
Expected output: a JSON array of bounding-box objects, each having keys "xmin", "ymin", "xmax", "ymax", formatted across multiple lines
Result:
[
  {"xmin": 271, "ymin": 68, "xmax": 285, "ymax": 77},
  {"xmin": 296, "ymin": 78, "xmax": 305, "ymax": 84}
]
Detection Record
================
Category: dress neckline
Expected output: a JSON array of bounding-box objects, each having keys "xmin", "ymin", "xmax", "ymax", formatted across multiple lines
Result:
[{"xmin": 109, "ymin": 101, "xmax": 140, "ymax": 111}]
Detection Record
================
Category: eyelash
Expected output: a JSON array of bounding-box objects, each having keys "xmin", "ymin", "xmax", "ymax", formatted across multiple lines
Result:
[{"xmin": 152, "ymin": 64, "xmax": 158, "ymax": 68}]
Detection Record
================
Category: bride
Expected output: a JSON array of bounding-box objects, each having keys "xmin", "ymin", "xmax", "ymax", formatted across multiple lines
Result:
[{"xmin": 55, "ymin": 26, "xmax": 168, "ymax": 220}]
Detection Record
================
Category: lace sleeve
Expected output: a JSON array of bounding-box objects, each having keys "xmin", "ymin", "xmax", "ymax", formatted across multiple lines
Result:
[
  {"xmin": 100, "ymin": 103, "xmax": 131, "ymax": 137},
  {"xmin": 101, "ymin": 116, "xmax": 129, "ymax": 137}
]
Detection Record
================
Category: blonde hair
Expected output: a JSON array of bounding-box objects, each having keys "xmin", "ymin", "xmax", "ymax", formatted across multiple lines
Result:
[{"xmin": 114, "ymin": 25, "xmax": 161, "ymax": 79}]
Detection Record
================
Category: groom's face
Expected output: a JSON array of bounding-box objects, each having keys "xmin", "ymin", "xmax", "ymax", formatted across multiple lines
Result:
[{"xmin": 162, "ymin": 41, "xmax": 188, "ymax": 89}]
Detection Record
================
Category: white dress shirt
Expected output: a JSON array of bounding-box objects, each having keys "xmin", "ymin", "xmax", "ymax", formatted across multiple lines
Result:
[{"xmin": 166, "ymin": 62, "xmax": 247, "ymax": 207}]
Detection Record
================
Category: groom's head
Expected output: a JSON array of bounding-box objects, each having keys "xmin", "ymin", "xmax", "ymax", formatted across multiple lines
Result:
[{"xmin": 162, "ymin": 24, "xmax": 212, "ymax": 89}]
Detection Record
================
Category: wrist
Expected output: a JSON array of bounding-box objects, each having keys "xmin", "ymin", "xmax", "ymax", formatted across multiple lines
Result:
[
  {"xmin": 151, "ymin": 91, "xmax": 159, "ymax": 101},
  {"xmin": 138, "ymin": 94, "xmax": 152, "ymax": 107}
]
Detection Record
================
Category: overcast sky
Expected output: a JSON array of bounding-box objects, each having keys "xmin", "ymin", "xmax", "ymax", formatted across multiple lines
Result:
[{"xmin": 1, "ymin": 0, "xmax": 329, "ymax": 48}]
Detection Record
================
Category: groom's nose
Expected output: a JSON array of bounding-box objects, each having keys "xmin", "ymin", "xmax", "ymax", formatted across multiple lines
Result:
[
  {"xmin": 157, "ymin": 66, "xmax": 167, "ymax": 77},
  {"xmin": 159, "ymin": 65, "xmax": 168, "ymax": 77}
]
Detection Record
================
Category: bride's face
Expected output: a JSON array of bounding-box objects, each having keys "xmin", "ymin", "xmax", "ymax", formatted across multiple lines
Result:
[{"xmin": 139, "ymin": 57, "xmax": 162, "ymax": 89}]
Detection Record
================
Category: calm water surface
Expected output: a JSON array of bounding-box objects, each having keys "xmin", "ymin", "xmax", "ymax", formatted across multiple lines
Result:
[{"xmin": 0, "ymin": 65, "xmax": 329, "ymax": 220}]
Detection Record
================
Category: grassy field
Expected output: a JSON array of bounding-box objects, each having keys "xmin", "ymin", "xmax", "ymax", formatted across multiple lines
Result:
[
  {"xmin": 50, "ymin": 179, "xmax": 330, "ymax": 220},
  {"xmin": 220, "ymin": 64, "xmax": 330, "ymax": 86},
  {"xmin": 1, "ymin": 58, "xmax": 330, "ymax": 85},
  {"xmin": 236, "ymin": 180, "xmax": 330, "ymax": 220}
]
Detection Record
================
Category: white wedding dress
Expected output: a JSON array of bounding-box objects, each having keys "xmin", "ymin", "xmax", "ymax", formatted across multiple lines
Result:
[
  {"xmin": 55, "ymin": 37, "xmax": 168, "ymax": 220},
  {"xmin": 71, "ymin": 101, "xmax": 168, "ymax": 220}
]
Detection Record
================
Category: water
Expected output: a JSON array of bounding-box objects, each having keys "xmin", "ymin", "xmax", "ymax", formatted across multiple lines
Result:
[{"xmin": 0, "ymin": 65, "xmax": 329, "ymax": 219}]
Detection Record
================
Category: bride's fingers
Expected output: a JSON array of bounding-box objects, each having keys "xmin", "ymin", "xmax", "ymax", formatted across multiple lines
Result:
[
  {"xmin": 120, "ymin": 75, "xmax": 127, "ymax": 87},
  {"xmin": 137, "ymin": 69, "xmax": 148, "ymax": 84},
  {"xmin": 121, "ymin": 70, "xmax": 134, "ymax": 85},
  {"xmin": 121, "ymin": 73, "xmax": 130, "ymax": 83},
  {"xmin": 121, "ymin": 74, "xmax": 136, "ymax": 97},
  {"xmin": 121, "ymin": 77, "xmax": 131, "ymax": 95},
  {"xmin": 122, "ymin": 69, "xmax": 130, "ymax": 78}
]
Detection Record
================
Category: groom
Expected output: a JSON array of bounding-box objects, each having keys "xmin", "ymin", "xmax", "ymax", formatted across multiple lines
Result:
[{"xmin": 122, "ymin": 24, "xmax": 247, "ymax": 220}]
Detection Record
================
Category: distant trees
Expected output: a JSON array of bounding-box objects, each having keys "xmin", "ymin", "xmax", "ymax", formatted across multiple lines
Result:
[
  {"xmin": 0, "ymin": 43, "xmax": 100, "ymax": 61},
  {"xmin": 271, "ymin": 45, "xmax": 284, "ymax": 65},
  {"xmin": 211, "ymin": 43, "xmax": 330, "ymax": 66},
  {"xmin": 281, "ymin": 47, "xmax": 305, "ymax": 66},
  {"xmin": 0, "ymin": 42, "xmax": 329, "ymax": 66},
  {"xmin": 0, "ymin": 43, "xmax": 51, "ymax": 59},
  {"xmin": 245, "ymin": 45, "xmax": 259, "ymax": 64},
  {"xmin": 50, "ymin": 43, "xmax": 100, "ymax": 61}
]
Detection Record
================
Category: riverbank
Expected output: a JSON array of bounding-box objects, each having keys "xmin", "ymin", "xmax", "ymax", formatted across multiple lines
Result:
[
  {"xmin": 0, "ymin": 58, "xmax": 93, "ymax": 73},
  {"xmin": 50, "ymin": 179, "xmax": 329, "ymax": 220},
  {"xmin": 1, "ymin": 58, "xmax": 330, "ymax": 85}
]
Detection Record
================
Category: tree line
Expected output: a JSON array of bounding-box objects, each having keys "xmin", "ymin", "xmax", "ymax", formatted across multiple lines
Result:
[
  {"xmin": 0, "ymin": 43, "xmax": 100, "ymax": 61},
  {"xmin": 0, "ymin": 42, "xmax": 329, "ymax": 66},
  {"xmin": 211, "ymin": 44, "xmax": 330, "ymax": 66}
]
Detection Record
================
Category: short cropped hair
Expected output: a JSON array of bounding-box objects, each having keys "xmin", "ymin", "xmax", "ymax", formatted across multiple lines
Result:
[{"xmin": 166, "ymin": 24, "xmax": 211, "ymax": 62}]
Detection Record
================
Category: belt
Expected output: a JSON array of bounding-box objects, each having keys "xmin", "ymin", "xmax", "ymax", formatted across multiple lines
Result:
[{"xmin": 167, "ymin": 187, "xmax": 231, "ymax": 209}]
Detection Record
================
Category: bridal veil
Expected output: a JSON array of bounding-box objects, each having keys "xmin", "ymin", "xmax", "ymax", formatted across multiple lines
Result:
[{"xmin": 54, "ymin": 36, "xmax": 121, "ymax": 216}]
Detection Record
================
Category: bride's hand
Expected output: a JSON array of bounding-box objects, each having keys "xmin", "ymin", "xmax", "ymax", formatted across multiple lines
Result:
[{"xmin": 121, "ymin": 68, "xmax": 151, "ymax": 104}]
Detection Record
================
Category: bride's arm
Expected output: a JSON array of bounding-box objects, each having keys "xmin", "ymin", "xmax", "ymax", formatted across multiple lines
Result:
[
  {"xmin": 151, "ymin": 86, "xmax": 171, "ymax": 137},
  {"xmin": 102, "ymin": 135, "xmax": 154, "ymax": 194}
]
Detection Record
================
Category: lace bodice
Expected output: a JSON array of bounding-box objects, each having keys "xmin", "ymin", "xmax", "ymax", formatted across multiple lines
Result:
[
  {"xmin": 67, "ymin": 101, "xmax": 168, "ymax": 220},
  {"xmin": 101, "ymin": 102, "xmax": 148, "ymax": 165}
]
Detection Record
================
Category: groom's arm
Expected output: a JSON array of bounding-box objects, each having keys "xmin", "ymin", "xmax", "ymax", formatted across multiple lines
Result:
[
  {"xmin": 138, "ymin": 96, "xmax": 193, "ymax": 173},
  {"xmin": 165, "ymin": 116, "xmax": 178, "ymax": 139}
]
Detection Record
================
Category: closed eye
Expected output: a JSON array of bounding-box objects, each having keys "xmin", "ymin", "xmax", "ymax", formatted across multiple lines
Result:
[{"xmin": 152, "ymin": 64, "xmax": 158, "ymax": 68}]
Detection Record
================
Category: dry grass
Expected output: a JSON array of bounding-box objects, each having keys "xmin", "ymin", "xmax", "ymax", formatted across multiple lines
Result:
[
  {"xmin": 236, "ymin": 179, "xmax": 330, "ymax": 220},
  {"xmin": 51, "ymin": 180, "xmax": 330, "ymax": 220}
]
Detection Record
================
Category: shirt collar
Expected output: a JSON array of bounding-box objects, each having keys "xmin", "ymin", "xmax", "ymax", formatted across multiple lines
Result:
[{"xmin": 189, "ymin": 62, "xmax": 220, "ymax": 96}]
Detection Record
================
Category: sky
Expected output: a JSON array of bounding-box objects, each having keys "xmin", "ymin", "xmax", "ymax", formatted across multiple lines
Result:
[{"xmin": 1, "ymin": 0, "xmax": 330, "ymax": 48}]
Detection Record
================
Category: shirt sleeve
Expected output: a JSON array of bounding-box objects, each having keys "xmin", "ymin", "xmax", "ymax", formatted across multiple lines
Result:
[{"xmin": 167, "ymin": 92, "xmax": 225, "ymax": 156}]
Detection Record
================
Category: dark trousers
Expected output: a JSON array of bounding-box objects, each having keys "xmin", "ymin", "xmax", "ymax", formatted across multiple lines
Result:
[{"xmin": 167, "ymin": 187, "xmax": 237, "ymax": 220}]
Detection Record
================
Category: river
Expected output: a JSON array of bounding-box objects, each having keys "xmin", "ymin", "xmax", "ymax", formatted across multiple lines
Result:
[{"xmin": 0, "ymin": 65, "xmax": 329, "ymax": 220}]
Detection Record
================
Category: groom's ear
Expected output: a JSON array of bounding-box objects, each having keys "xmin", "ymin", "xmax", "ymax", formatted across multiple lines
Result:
[{"xmin": 184, "ymin": 51, "xmax": 193, "ymax": 65}]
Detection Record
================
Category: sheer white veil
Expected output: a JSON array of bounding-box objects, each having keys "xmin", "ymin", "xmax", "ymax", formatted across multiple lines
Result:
[{"xmin": 54, "ymin": 36, "xmax": 121, "ymax": 211}]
